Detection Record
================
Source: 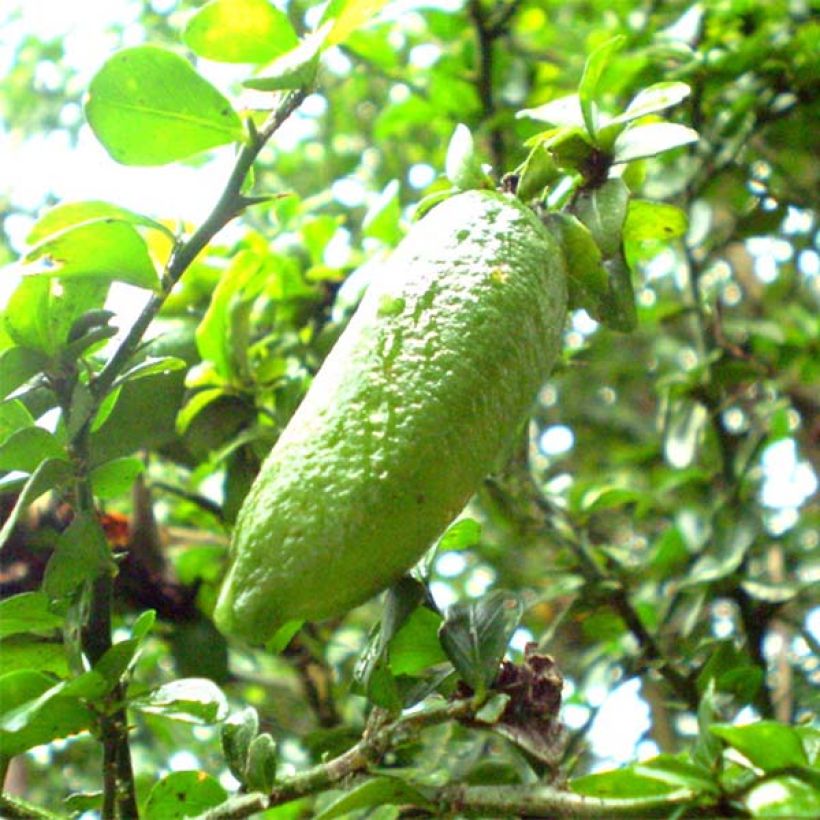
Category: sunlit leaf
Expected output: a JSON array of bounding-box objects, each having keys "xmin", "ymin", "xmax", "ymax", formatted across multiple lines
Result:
[
  {"xmin": 0, "ymin": 593, "xmax": 63, "ymax": 640},
  {"xmin": 321, "ymin": 0, "xmax": 391, "ymax": 47},
  {"xmin": 86, "ymin": 45, "xmax": 244, "ymax": 165},
  {"xmin": 27, "ymin": 200, "xmax": 173, "ymax": 245},
  {"xmin": 711, "ymin": 721, "xmax": 809, "ymax": 771},
  {"xmin": 131, "ymin": 677, "xmax": 229, "ymax": 723},
  {"xmin": 143, "ymin": 771, "xmax": 227, "ymax": 820},
  {"xmin": 184, "ymin": 0, "xmax": 298, "ymax": 63},
  {"xmin": 613, "ymin": 122, "xmax": 698, "ymax": 163},
  {"xmin": 23, "ymin": 219, "xmax": 159, "ymax": 290}
]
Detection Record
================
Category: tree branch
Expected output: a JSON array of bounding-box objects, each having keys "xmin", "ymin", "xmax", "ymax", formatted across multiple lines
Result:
[{"xmin": 66, "ymin": 87, "xmax": 310, "ymax": 818}]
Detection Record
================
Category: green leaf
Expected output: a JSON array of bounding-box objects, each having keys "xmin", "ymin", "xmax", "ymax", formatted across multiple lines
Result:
[
  {"xmin": 184, "ymin": 0, "xmax": 298, "ymax": 64},
  {"xmin": 89, "ymin": 456, "xmax": 144, "ymax": 499},
  {"xmin": 112, "ymin": 356, "xmax": 187, "ymax": 388},
  {"xmin": 0, "ymin": 347, "xmax": 48, "ymax": 399},
  {"xmin": 315, "ymin": 776, "xmax": 433, "ymax": 819},
  {"xmin": 545, "ymin": 212, "xmax": 608, "ymax": 318},
  {"xmin": 634, "ymin": 754, "xmax": 718, "ymax": 794},
  {"xmin": 23, "ymin": 219, "xmax": 159, "ymax": 289},
  {"xmin": 445, "ymin": 123, "xmax": 491, "ymax": 189},
  {"xmin": 514, "ymin": 143, "xmax": 560, "ymax": 201},
  {"xmin": 321, "ymin": 0, "xmax": 391, "ymax": 47},
  {"xmin": 85, "ymin": 45, "xmax": 244, "ymax": 165},
  {"xmin": 43, "ymin": 514, "xmax": 115, "ymax": 600},
  {"xmin": 363, "ymin": 179, "xmax": 402, "ymax": 245},
  {"xmin": 143, "ymin": 771, "xmax": 227, "ymax": 820},
  {"xmin": 624, "ymin": 200, "xmax": 688, "ymax": 243},
  {"xmin": 0, "ymin": 670, "xmax": 94, "ymax": 757},
  {"xmin": 517, "ymin": 95, "xmax": 584, "ymax": 128},
  {"xmin": 573, "ymin": 178, "xmax": 629, "ymax": 258},
  {"xmin": 0, "ymin": 458, "xmax": 73, "ymax": 551},
  {"xmin": 244, "ymin": 733, "xmax": 277, "ymax": 792},
  {"xmin": 438, "ymin": 590, "xmax": 523, "ymax": 696},
  {"xmin": 571, "ymin": 765, "xmax": 680, "ymax": 797},
  {"xmin": 612, "ymin": 82, "xmax": 691, "ymax": 126},
  {"xmin": 613, "ymin": 122, "xmax": 698, "ymax": 163},
  {"xmin": 0, "ymin": 401, "xmax": 34, "ymax": 445},
  {"xmin": 27, "ymin": 200, "xmax": 173, "ymax": 244},
  {"xmin": 388, "ymin": 607, "xmax": 447, "ymax": 676},
  {"xmin": 0, "ymin": 425, "xmax": 65, "ymax": 473},
  {"xmin": 0, "ymin": 592, "xmax": 63, "ymax": 639},
  {"xmin": 692, "ymin": 682, "xmax": 723, "ymax": 770},
  {"xmin": 578, "ymin": 36, "xmax": 625, "ymax": 138},
  {"xmin": 196, "ymin": 250, "xmax": 267, "ymax": 381},
  {"xmin": 0, "ymin": 637, "xmax": 68, "ymax": 677},
  {"xmin": 221, "ymin": 707, "xmax": 259, "ymax": 783},
  {"xmin": 437, "ymin": 518, "xmax": 482, "ymax": 552},
  {"xmin": 243, "ymin": 25, "xmax": 329, "ymax": 90},
  {"xmin": 131, "ymin": 678, "xmax": 229, "ymax": 724},
  {"xmin": 710, "ymin": 721, "xmax": 809, "ymax": 772},
  {"xmin": 5, "ymin": 277, "xmax": 109, "ymax": 355},
  {"xmin": 746, "ymin": 776, "xmax": 820, "ymax": 817}
]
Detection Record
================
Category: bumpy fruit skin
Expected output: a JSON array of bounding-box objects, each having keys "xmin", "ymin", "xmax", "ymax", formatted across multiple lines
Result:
[{"xmin": 214, "ymin": 190, "xmax": 567, "ymax": 642}]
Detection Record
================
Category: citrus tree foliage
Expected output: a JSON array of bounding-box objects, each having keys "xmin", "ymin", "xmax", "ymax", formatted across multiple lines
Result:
[{"xmin": 1, "ymin": 0, "xmax": 818, "ymax": 817}]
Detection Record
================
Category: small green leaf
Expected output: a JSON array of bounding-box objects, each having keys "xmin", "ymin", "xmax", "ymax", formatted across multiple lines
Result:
[
  {"xmin": 635, "ymin": 754, "xmax": 718, "ymax": 794},
  {"xmin": 0, "ymin": 347, "xmax": 48, "ymax": 399},
  {"xmin": 131, "ymin": 678, "xmax": 229, "ymax": 724},
  {"xmin": 86, "ymin": 45, "xmax": 244, "ymax": 165},
  {"xmin": 0, "ymin": 670, "xmax": 94, "ymax": 757},
  {"xmin": 0, "ymin": 395, "xmax": 36, "ymax": 434},
  {"xmin": 113, "ymin": 356, "xmax": 187, "ymax": 388},
  {"xmin": 196, "ymin": 250, "xmax": 267, "ymax": 381},
  {"xmin": 445, "ymin": 123, "xmax": 491, "ymax": 189},
  {"xmin": 517, "ymin": 95, "xmax": 584, "ymax": 128},
  {"xmin": 578, "ymin": 36, "xmax": 625, "ymax": 138},
  {"xmin": 571, "ymin": 765, "xmax": 679, "ymax": 797},
  {"xmin": 221, "ymin": 707, "xmax": 259, "ymax": 782},
  {"xmin": 573, "ymin": 178, "xmax": 629, "ymax": 258},
  {"xmin": 0, "ymin": 426, "xmax": 65, "ymax": 473},
  {"xmin": 321, "ymin": 0, "xmax": 391, "ymax": 47},
  {"xmin": 176, "ymin": 387, "xmax": 226, "ymax": 435},
  {"xmin": 143, "ymin": 771, "xmax": 227, "ymax": 820},
  {"xmin": 613, "ymin": 122, "xmax": 698, "ymax": 163},
  {"xmin": 23, "ymin": 219, "xmax": 159, "ymax": 290},
  {"xmin": 43, "ymin": 514, "xmax": 114, "ymax": 600},
  {"xmin": 244, "ymin": 733, "xmax": 277, "ymax": 792},
  {"xmin": 363, "ymin": 179, "xmax": 402, "ymax": 245},
  {"xmin": 243, "ymin": 25, "xmax": 329, "ymax": 90},
  {"xmin": 0, "ymin": 637, "xmax": 68, "ymax": 677},
  {"xmin": 89, "ymin": 456, "xmax": 144, "ymax": 499},
  {"xmin": 746, "ymin": 776, "xmax": 820, "ymax": 817},
  {"xmin": 545, "ymin": 212, "xmax": 608, "ymax": 317},
  {"xmin": 0, "ymin": 593, "xmax": 63, "ymax": 639},
  {"xmin": 184, "ymin": 0, "xmax": 298, "ymax": 64},
  {"xmin": 438, "ymin": 590, "xmax": 523, "ymax": 696},
  {"xmin": 437, "ymin": 518, "xmax": 482, "ymax": 552},
  {"xmin": 27, "ymin": 200, "xmax": 173, "ymax": 245},
  {"xmin": 0, "ymin": 459, "xmax": 73, "ymax": 551},
  {"xmin": 4, "ymin": 277, "xmax": 109, "ymax": 356},
  {"xmin": 514, "ymin": 143, "xmax": 560, "ymax": 201},
  {"xmin": 613, "ymin": 82, "xmax": 691, "ymax": 126},
  {"xmin": 624, "ymin": 200, "xmax": 688, "ymax": 243},
  {"xmin": 710, "ymin": 721, "xmax": 809, "ymax": 771},
  {"xmin": 388, "ymin": 607, "xmax": 447, "ymax": 676},
  {"xmin": 315, "ymin": 775, "xmax": 433, "ymax": 820}
]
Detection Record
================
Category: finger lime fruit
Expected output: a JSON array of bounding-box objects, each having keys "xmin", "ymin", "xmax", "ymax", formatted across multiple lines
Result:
[{"xmin": 214, "ymin": 190, "xmax": 567, "ymax": 642}]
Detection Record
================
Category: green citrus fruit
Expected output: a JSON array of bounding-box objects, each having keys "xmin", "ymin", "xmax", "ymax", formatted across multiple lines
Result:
[{"xmin": 214, "ymin": 190, "xmax": 567, "ymax": 642}]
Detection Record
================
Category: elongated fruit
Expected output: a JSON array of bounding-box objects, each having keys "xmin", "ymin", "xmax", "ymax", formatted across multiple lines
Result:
[{"xmin": 214, "ymin": 190, "xmax": 567, "ymax": 642}]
